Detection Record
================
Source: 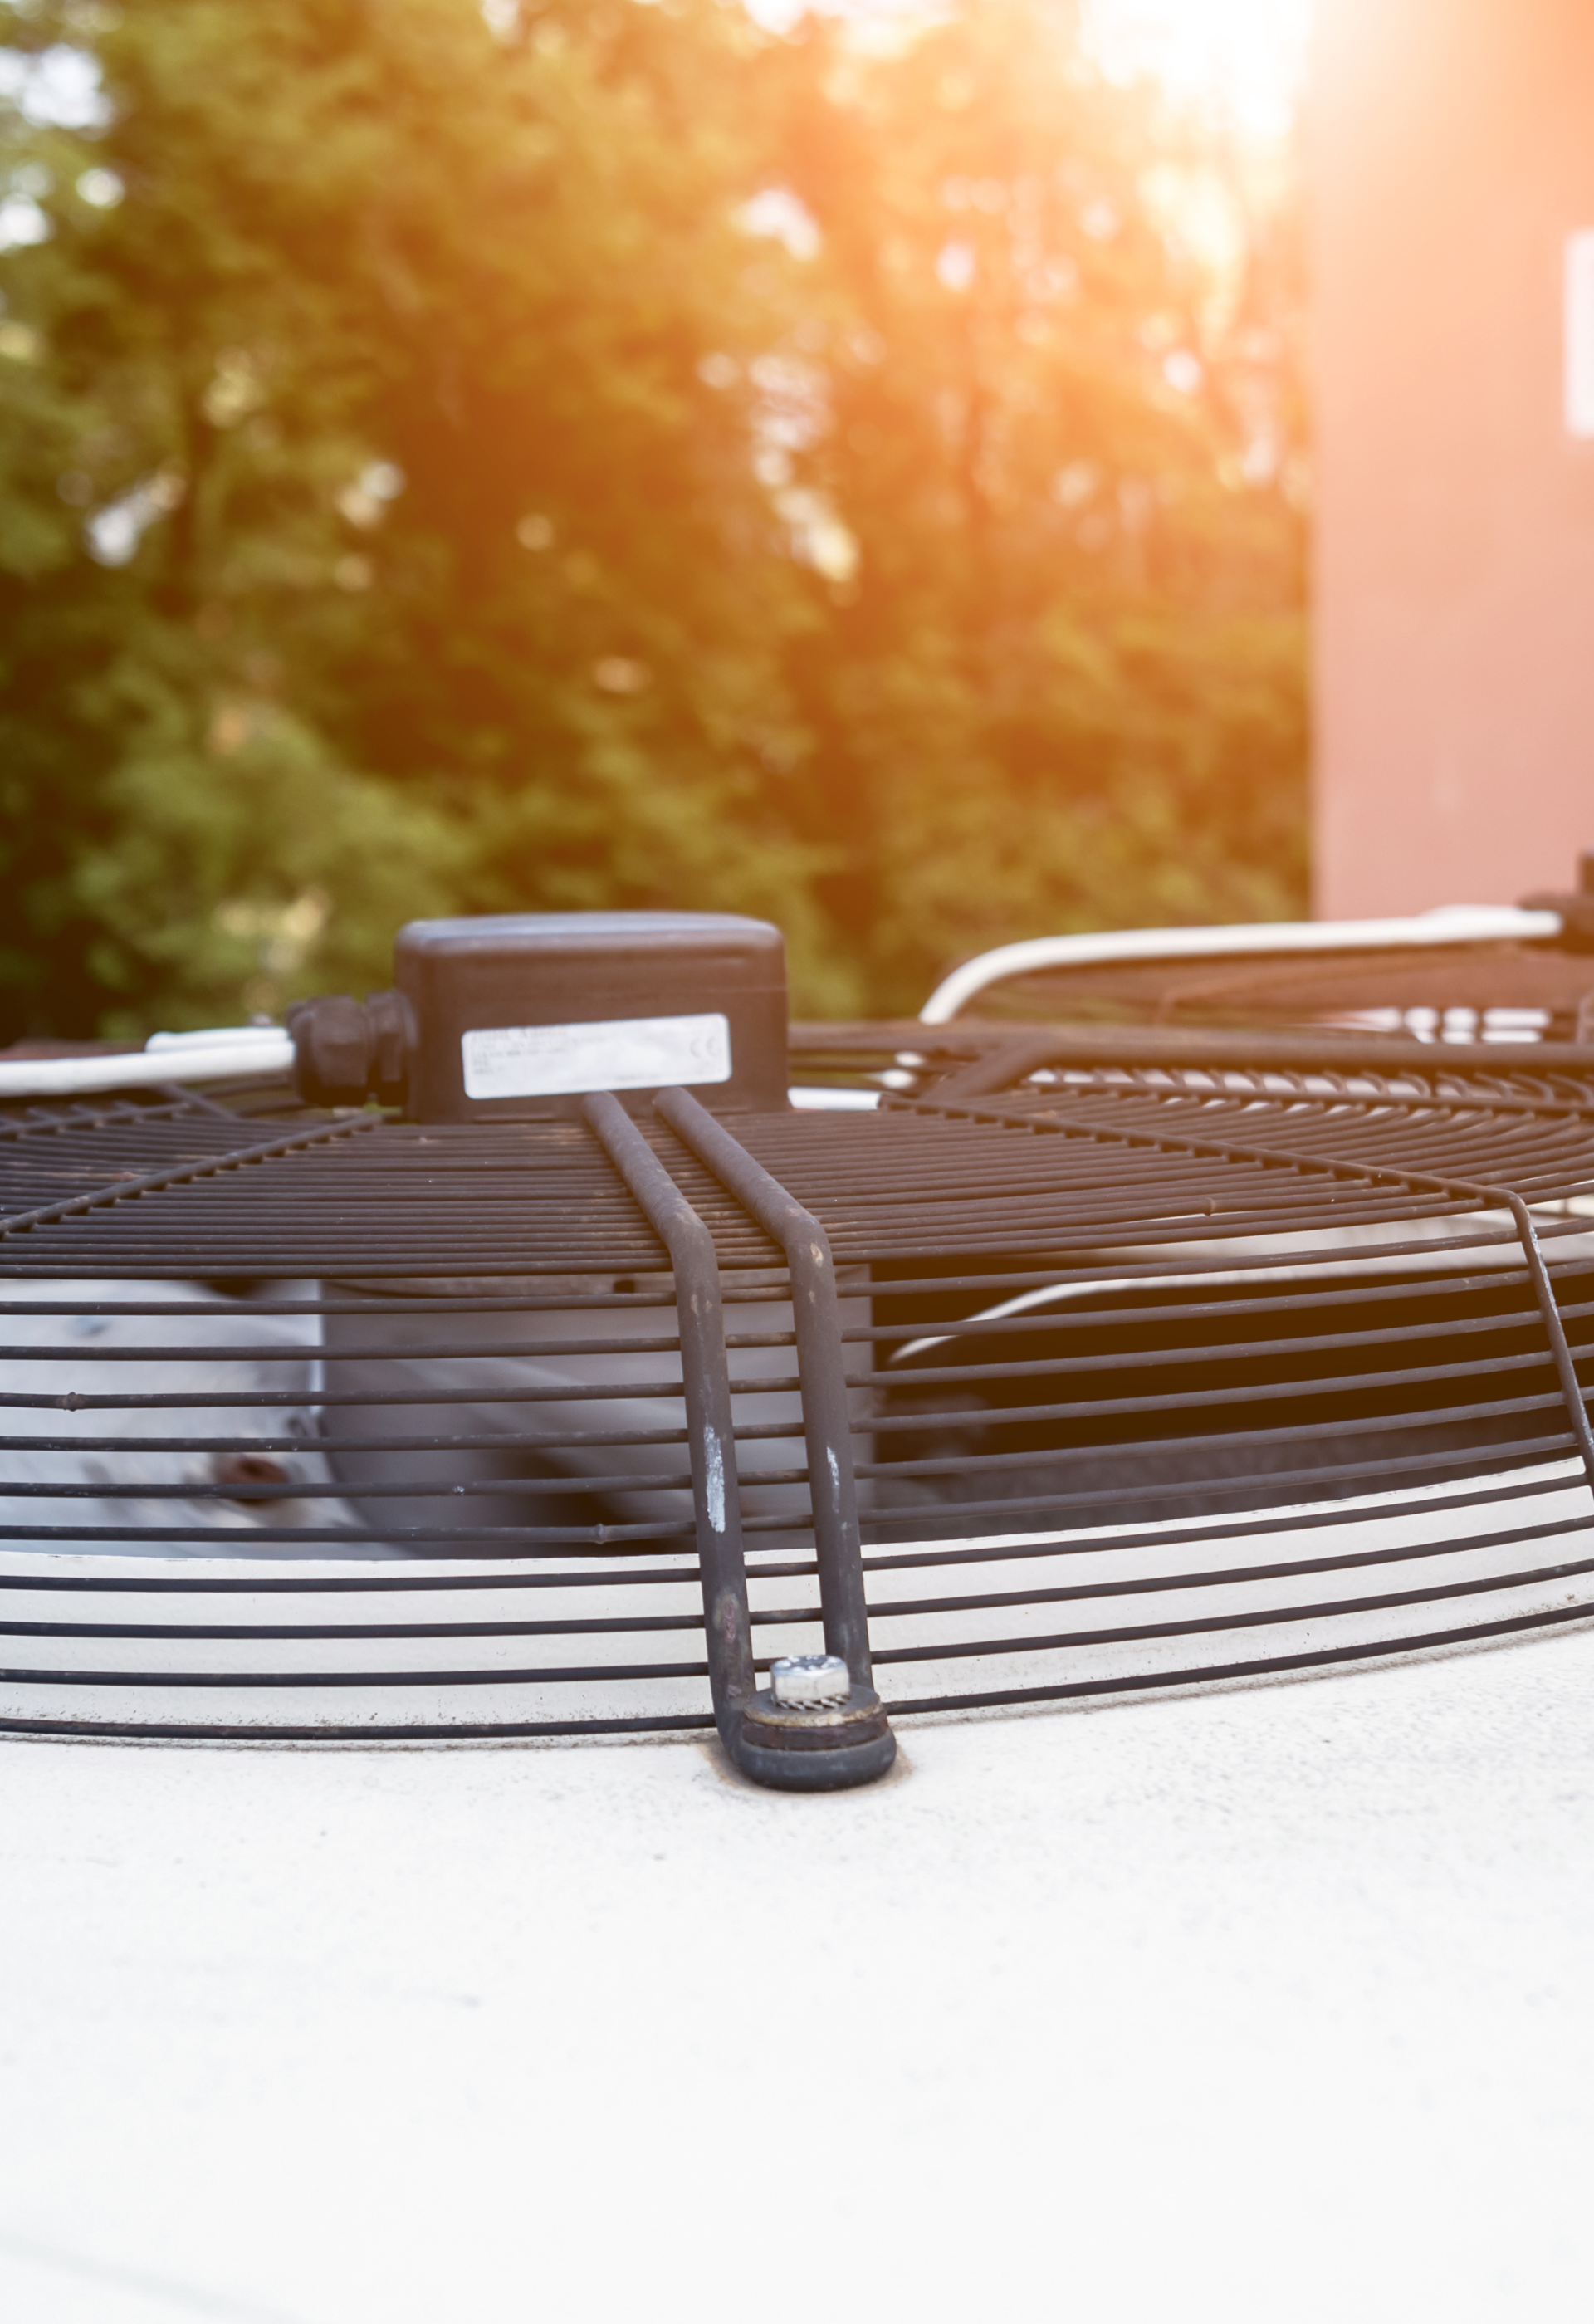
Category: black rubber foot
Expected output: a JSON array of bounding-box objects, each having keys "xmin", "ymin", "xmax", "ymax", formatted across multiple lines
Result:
[{"xmin": 728, "ymin": 1687, "xmax": 897, "ymax": 1792}]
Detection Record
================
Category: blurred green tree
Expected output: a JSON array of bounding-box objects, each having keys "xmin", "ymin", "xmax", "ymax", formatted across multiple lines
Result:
[
  {"xmin": 0, "ymin": 0, "xmax": 1305, "ymax": 1035},
  {"xmin": 756, "ymin": 0, "xmax": 1308, "ymax": 1006}
]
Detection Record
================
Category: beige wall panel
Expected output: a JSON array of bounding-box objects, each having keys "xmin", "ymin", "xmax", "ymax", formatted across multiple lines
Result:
[{"xmin": 1314, "ymin": 0, "xmax": 1594, "ymax": 915}]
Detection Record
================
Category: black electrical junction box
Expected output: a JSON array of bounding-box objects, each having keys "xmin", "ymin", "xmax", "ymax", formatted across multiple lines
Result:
[{"xmin": 392, "ymin": 911, "xmax": 789, "ymax": 1121}]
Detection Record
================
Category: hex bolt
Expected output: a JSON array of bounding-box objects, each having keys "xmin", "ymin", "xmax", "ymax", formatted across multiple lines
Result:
[{"xmin": 770, "ymin": 1653, "xmax": 852, "ymax": 1710}]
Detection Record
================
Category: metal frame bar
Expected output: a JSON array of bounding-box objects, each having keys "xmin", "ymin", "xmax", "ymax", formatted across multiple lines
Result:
[
  {"xmin": 795, "ymin": 1016, "xmax": 1594, "ymax": 1090},
  {"xmin": 655, "ymin": 1085, "xmax": 873, "ymax": 1686},
  {"xmin": 580, "ymin": 1093, "xmax": 757, "ymax": 1755},
  {"xmin": 653, "ymin": 1086, "xmax": 896, "ymax": 1788}
]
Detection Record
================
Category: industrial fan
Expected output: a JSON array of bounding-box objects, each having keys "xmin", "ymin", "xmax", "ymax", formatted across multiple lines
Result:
[{"xmin": 4, "ymin": 905, "xmax": 1594, "ymax": 1790}]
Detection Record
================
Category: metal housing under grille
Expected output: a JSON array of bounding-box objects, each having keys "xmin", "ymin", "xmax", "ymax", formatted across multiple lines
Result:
[{"xmin": 6, "ymin": 1016, "xmax": 1594, "ymax": 1782}]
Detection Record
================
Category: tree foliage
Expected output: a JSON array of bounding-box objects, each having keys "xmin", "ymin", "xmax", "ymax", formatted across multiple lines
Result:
[{"xmin": 0, "ymin": 0, "xmax": 1306, "ymax": 1033}]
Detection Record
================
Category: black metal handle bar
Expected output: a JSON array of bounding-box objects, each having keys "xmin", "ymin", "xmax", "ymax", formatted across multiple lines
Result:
[
  {"xmin": 654, "ymin": 1085, "xmax": 873, "ymax": 1686},
  {"xmin": 588, "ymin": 1092, "xmax": 895, "ymax": 1789},
  {"xmin": 580, "ymin": 1094, "xmax": 757, "ymax": 1755},
  {"xmin": 651, "ymin": 1088, "xmax": 895, "ymax": 1789}
]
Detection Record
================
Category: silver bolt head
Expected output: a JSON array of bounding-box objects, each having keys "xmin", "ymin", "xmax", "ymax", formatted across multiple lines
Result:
[{"xmin": 770, "ymin": 1652, "xmax": 851, "ymax": 1710}]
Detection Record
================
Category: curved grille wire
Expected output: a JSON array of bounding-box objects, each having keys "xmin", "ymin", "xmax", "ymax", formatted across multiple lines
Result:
[{"xmin": 2, "ymin": 1046, "xmax": 1594, "ymax": 1740}]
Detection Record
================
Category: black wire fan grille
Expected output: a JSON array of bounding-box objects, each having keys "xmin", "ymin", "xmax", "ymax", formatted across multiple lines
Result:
[{"xmin": 4, "ymin": 1026, "xmax": 1594, "ymax": 1743}]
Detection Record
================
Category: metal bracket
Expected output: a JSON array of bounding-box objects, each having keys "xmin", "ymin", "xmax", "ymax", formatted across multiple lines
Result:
[
  {"xmin": 653, "ymin": 1086, "xmax": 896, "ymax": 1788},
  {"xmin": 587, "ymin": 1090, "xmax": 894, "ymax": 1789}
]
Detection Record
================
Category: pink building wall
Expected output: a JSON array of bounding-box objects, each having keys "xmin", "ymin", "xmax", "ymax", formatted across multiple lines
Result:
[{"xmin": 1313, "ymin": 0, "xmax": 1594, "ymax": 917}]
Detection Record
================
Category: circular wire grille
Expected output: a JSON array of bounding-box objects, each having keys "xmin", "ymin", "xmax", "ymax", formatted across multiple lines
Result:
[{"xmin": 3, "ymin": 1045, "xmax": 1594, "ymax": 1739}]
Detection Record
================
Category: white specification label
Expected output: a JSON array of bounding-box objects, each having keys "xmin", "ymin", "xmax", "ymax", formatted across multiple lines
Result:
[{"xmin": 461, "ymin": 1010, "xmax": 732, "ymax": 1100}]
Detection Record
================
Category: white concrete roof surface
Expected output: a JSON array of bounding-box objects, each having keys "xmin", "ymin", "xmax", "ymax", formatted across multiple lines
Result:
[{"xmin": 3, "ymin": 1624, "xmax": 1593, "ymax": 2324}]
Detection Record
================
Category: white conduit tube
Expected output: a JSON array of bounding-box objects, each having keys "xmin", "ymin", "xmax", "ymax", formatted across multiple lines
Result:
[
  {"xmin": 0, "ymin": 1025, "xmax": 296, "ymax": 1102},
  {"xmin": 0, "ymin": 905, "xmax": 1569, "ymax": 1094},
  {"xmin": 917, "ymin": 906, "xmax": 1565, "ymax": 1025}
]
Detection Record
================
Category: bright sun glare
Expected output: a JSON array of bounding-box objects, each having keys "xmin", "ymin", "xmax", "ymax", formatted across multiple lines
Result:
[
  {"xmin": 753, "ymin": 0, "xmax": 1314, "ymax": 139},
  {"xmin": 1087, "ymin": 0, "xmax": 1311, "ymax": 135}
]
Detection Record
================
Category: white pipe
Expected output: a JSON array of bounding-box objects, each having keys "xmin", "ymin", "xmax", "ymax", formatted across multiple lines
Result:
[
  {"xmin": 141, "ymin": 1025, "xmax": 290, "ymax": 1054},
  {"xmin": 917, "ymin": 905, "xmax": 1565, "ymax": 1025},
  {"xmin": 0, "ymin": 1025, "xmax": 295, "ymax": 1102}
]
